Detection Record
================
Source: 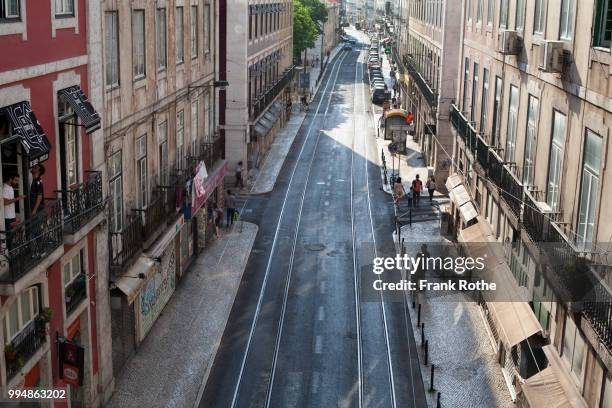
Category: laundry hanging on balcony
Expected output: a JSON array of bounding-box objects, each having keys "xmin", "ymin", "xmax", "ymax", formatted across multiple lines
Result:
[
  {"xmin": 0, "ymin": 101, "xmax": 52, "ymax": 168},
  {"xmin": 58, "ymin": 85, "xmax": 101, "ymax": 134}
]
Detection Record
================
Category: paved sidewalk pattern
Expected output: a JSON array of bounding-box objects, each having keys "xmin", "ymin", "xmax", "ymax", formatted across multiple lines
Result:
[
  {"xmin": 250, "ymin": 43, "xmax": 343, "ymax": 194},
  {"xmin": 107, "ymin": 222, "xmax": 258, "ymax": 408}
]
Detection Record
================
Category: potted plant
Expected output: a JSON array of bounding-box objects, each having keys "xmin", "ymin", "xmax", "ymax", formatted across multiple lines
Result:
[
  {"xmin": 4, "ymin": 344, "xmax": 17, "ymax": 362},
  {"xmin": 41, "ymin": 307, "xmax": 53, "ymax": 323}
]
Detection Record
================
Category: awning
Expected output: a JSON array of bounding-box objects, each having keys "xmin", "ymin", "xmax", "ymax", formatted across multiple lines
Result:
[
  {"xmin": 445, "ymin": 174, "xmax": 462, "ymax": 190},
  {"xmin": 450, "ymin": 184, "xmax": 470, "ymax": 206},
  {"xmin": 113, "ymin": 257, "xmax": 156, "ymax": 304},
  {"xmin": 1, "ymin": 101, "xmax": 52, "ymax": 168},
  {"xmin": 269, "ymin": 100, "xmax": 283, "ymax": 116},
  {"xmin": 58, "ymin": 85, "xmax": 101, "ymax": 134},
  {"xmin": 458, "ymin": 201, "xmax": 478, "ymax": 223},
  {"xmin": 488, "ymin": 302, "xmax": 543, "ymax": 349},
  {"xmin": 521, "ymin": 346, "xmax": 588, "ymax": 408},
  {"xmin": 254, "ymin": 122, "xmax": 268, "ymax": 138},
  {"xmin": 458, "ymin": 222, "xmax": 486, "ymax": 244}
]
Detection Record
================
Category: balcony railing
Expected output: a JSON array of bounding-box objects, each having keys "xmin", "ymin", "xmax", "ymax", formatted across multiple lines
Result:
[
  {"xmin": 0, "ymin": 200, "xmax": 63, "ymax": 284},
  {"xmin": 57, "ymin": 171, "xmax": 105, "ymax": 234},
  {"xmin": 250, "ymin": 66, "xmax": 294, "ymax": 120},
  {"xmin": 404, "ymin": 56, "xmax": 437, "ymax": 107},
  {"xmin": 450, "ymin": 104, "xmax": 477, "ymax": 153},
  {"xmin": 109, "ymin": 215, "xmax": 142, "ymax": 272},
  {"xmin": 65, "ymin": 274, "xmax": 87, "ymax": 315},
  {"xmin": 134, "ymin": 192, "xmax": 166, "ymax": 241},
  {"xmin": 198, "ymin": 135, "xmax": 225, "ymax": 170},
  {"xmin": 5, "ymin": 317, "xmax": 46, "ymax": 380},
  {"xmin": 583, "ymin": 282, "xmax": 612, "ymax": 352}
]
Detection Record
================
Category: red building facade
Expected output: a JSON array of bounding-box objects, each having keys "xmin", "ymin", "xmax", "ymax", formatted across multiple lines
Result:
[{"xmin": 0, "ymin": 0, "xmax": 106, "ymax": 406}]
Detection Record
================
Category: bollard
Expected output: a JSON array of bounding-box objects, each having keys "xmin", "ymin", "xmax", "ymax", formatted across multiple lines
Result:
[
  {"xmin": 421, "ymin": 323, "xmax": 425, "ymax": 345},
  {"xmin": 424, "ymin": 340, "xmax": 429, "ymax": 366},
  {"xmin": 437, "ymin": 392, "xmax": 441, "ymax": 408},
  {"xmin": 429, "ymin": 364, "xmax": 435, "ymax": 391},
  {"xmin": 417, "ymin": 303, "xmax": 421, "ymax": 327}
]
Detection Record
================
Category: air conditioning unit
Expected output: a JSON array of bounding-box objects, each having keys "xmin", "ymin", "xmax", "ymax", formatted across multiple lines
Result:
[
  {"xmin": 498, "ymin": 30, "xmax": 522, "ymax": 55},
  {"xmin": 538, "ymin": 41, "xmax": 568, "ymax": 73}
]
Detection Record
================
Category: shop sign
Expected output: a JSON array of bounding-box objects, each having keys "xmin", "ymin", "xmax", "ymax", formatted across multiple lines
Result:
[
  {"xmin": 139, "ymin": 247, "xmax": 176, "ymax": 340},
  {"xmin": 58, "ymin": 340, "xmax": 84, "ymax": 386},
  {"xmin": 191, "ymin": 161, "xmax": 227, "ymax": 215}
]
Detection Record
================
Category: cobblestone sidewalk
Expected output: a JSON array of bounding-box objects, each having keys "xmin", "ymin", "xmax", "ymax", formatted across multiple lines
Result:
[{"xmin": 107, "ymin": 222, "xmax": 258, "ymax": 408}]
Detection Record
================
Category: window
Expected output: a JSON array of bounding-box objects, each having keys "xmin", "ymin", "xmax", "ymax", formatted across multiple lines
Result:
[
  {"xmin": 499, "ymin": 0, "xmax": 508, "ymax": 28},
  {"xmin": 516, "ymin": 0, "xmax": 525, "ymax": 30},
  {"xmin": 505, "ymin": 85, "xmax": 519, "ymax": 162},
  {"xmin": 486, "ymin": 0, "xmax": 493, "ymax": 25},
  {"xmin": 58, "ymin": 96, "xmax": 78, "ymax": 188},
  {"xmin": 577, "ymin": 129, "xmax": 602, "ymax": 248},
  {"xmin": 177, "ymin": 110, "xmax": 185, "ymax": 169},
  {"xmin": 480, "ymin": 68, "xmax": 489, "ymax": 133},
  {"xmin": 476, "ymin": 0, "xmax": 482, "ymax": 23},
  {"xmin": 471, "ymin": 63, "xmax": 479, "ymax": 122},
  {"xmin": 534, "ymin": 0, "xmax": 547, "ymax": 34},
  {"xmin": 156, "ymin": 8, "xmax": 167, "ymax": 69},
  {"xmin": 191, "ymin": 100, "xmax": 199, "ymax": 155},
  {"xmin": 204, "ymin": 4, "xmax": 211, "ymax": 53},
  {"xmin": 62, "ymin": 250, "xmax": 84, "ymax": 288},
  {"xmin": 466, "ymin": 0, "xmax": 472, "ymax": 21},
  {"xmin": 2, "ymin": 287, "xmax": 39, "ymax": 344},
  {"xmin": 546, "ymin": 111, "xmax": 566, "ymax": 212},
  {"xmin": 249, "ymin": 6, "xmax": 253, "ymax": 40},
  {"xmin": 108, "ymin": 151, "xmax": 123, "ymax": 232},
  {"xmin": 132, "ymin": 10, "xmax": 146, "ymax": 79},
  {"xmin": 491, "ymin": 76, "xmax": 502, "ymax": 146},
  {"xmin": 602, "ymin": 374, "xmax": 612, "ymax": 408},
  {"xmin": 158, "ymin": 122, "xmax": 168, "ymax": 185},
  {"xmin": 559, "ymin": 0, "xmax": 575, "ymax": 40},
  {"xmin": 562, "ymin": 316, "xmax": 585, "ymax": 380},
  {"xmin": 105, "ymin": 12, "xmax": 119, "ymax": 87},
  {"xmin": 176, "ymin": 7, "xmax": 184, "ymax": 63},
  {"xmin": 191, "ymin": 6, "xmax": 198, "ymax": 58},
  {"xmin": 65, "ymin": 121, "xmax": 78, "ymax": 186},
  {"xmin": 594, "ymin": 0, "xmax": 611, "ymax": 47},
  {"xmin": 532, "ymin": 293, "xmax": 551, "ymax": 332},
  {"xmin": 523, "ymin": 95, "xmax": 539, "ymax": 186},
  {"xmin": 0, "ymin": 0, "xmax": 20, "ymax": 19},
  {"xmin": 462, "ymin": 58, "xmax": 470, "ymax": 112},
  {"xmin": 254, "ymin": 6, "xmax": 259, "ymax": 38},
  {"xmin": 135, "ymin": 136, "xmax": 147, "ymax": 209},
  {"xmin": 55, "ymin": 0, "xmax": 74, "ymax": 16},
  {"xmin": 204, "ymin": 93, "xmax": 212, "ymax": 141}
]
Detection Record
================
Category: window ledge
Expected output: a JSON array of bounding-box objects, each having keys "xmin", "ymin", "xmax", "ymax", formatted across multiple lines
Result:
[
  {"xmin": 133, "ymin": 77, "xmax": 147, "ymax": 90},
  {"xmin": 54, "ymin": 13, "xmax": 76, "ymax": 19}
]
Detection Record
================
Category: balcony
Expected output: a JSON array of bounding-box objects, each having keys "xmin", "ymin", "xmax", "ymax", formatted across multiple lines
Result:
[
  {"xmin": 250, "ymin": 66, "xmax": 294, "ymax": 121},
  {"xmin": 404, "ymin": 56, "xmax": 437, "ymax": 107},
  {"xmin": 4, "ymin": 317, "xmax": 46, "ymax": 381},
  {"xmin": 109, "ymin": 215, "xmax": 143, "ymax": 272},
  {"xmin": 198, "ymin": 135, "xmax": 225, "ymax": 170},
  {"xmin": 133, "ymin": 192, "xmax": 166, "ymax": 245},
  {"xmin": 65, "ymin": 273, "xmax": 87, "ymax": 316},
  {"xmin": 57, "ymin": 171, "xmax": 105, "ymax": 243},
  {"xmin": 450, "ymin": 104, "xmax": 477, "ymax": 153},
  {"xmin": 0, "ymin": 200, "xmax": 64, "ymax": 288}
]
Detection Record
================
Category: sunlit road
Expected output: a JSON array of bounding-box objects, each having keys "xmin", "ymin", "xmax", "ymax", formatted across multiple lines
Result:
[{"xmin": 199, "ymin": 30, "xmax": 427, "ymax": 408}]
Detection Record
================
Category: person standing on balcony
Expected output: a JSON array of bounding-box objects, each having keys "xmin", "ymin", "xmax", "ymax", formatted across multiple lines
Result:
[
  {"xmin": 235, "ymin": 161, "xmax": 245, "ymax": 189},
  {"xmin": 3, "ymin": 172, "xmax": 25, "ymax": 232},
  {"xmin": 29, "ymin": 164, "xmax": 45, "ymax": 216}
]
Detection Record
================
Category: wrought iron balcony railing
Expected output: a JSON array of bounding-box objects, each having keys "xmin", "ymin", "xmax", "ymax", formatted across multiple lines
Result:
[
  {"xmin": 404, "ymin": 56, "xmax": 437, "ymax": 107},
  {"xmin": 109, "ymin": 215, "xmax": 142, "ymax": 272},
  {"xmin": 0, "ymin": 199, "xmax": 63, "ymax": 284},
  {"xmin": 65, "ymin": 273, "xmax": 87, "ymax": 315},
  {"xmin": 134, "ymin": 192, "xmax": 166, "ymax": 241},
  {"xmin": 250, "ymin": 66, "xmax": 294, "ymax": 120},
  {"xmin": 57, "ymin": 171, "xmax": 105, "ymax": 234},
  {"xmin": 5, "ymin": 317, "xmax": 46, "ymax": 380},
  {"xmin": 450, "ymin": 104, "xmax": 477, "ymax": 153},
  {"xmin": 198, "ymin": 135, "xmax": 225, "ymax": 170}
]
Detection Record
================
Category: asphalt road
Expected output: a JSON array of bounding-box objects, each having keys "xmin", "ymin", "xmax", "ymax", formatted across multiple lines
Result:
[{"xmin": 199, "ymin": 32, "xmax": 427, "ymax": 408}]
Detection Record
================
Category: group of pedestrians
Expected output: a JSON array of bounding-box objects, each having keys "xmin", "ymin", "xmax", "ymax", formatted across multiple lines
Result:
[
  {"xmin": 211, "ymin": 161, "xmax": 246, "ymax": 238},
  {"xmin": 392, "ymin": 174, "xmax": 436, "ymax": 209}
]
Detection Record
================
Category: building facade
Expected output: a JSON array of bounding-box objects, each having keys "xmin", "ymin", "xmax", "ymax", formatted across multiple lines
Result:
[
  {"xmin": 394, "ymin": 0, "xmax": 462, "ymax": 189},
  {"xmin": 97, "ymin": 0, "xmax": 226, "ymax": 385},
  {"xmin": 322, "ymin": 0, "xmax": 340, "ymax": 57},
  {"xmin": 0, "ymin": 0, "xmax": 108, "ymax": 406},
  {"xmin": 449, "ymin": 0, "xmax": 612, "ymax": 406},
  {"xmin": 225, "ymin": 0, "xmax": 294, "ymax": 177}
]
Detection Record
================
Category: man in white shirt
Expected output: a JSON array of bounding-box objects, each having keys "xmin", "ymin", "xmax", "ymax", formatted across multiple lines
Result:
[{"xmin": 3, "ymin": 172, "xmax": 25, "ymax": 232}]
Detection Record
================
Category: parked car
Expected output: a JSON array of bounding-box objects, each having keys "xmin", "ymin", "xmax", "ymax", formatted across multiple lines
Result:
[
  {"xmin": 343, "ymin": 44, "xmax": 353, "ymax": 51},
  {"xmin": 368, "ymin": 60, "xmax": 382, "ymax": 68},
  {"xmin": 372, "ymin": 86, "xmax": 387, "ymax": 104}
]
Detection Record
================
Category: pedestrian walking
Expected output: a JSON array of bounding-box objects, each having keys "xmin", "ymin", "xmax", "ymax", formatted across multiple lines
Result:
[
  {"xmin": 3, "ymin": 172, "xmax": 25, "ymax": 233},
  {"xmin": 412, "ymin": 174, "xmax": 423, "ymax": 207},
  {"xmin": 225, "ymin": 190, "xmax": 236, "ymax": 228},
  {"xmin": 235, "ymin": 161, "xmax": 245, "ymax": 189},
  {"xmin": 426, "ymin": 176, "xmax": 436, "ymax": 202},
  {"xmin": 213, "ymin": 206, "xmax": 223, "ymax": 238},
  {"xmin": 393, "ymin": 177, "xmax": 405, "ymax": 207},
  {"xmin": 407, "ymin": 186, "xmax": 414, "ymax": 208}
]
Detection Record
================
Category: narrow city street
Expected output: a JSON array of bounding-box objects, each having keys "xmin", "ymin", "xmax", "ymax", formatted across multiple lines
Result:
[{"xmin": 199, "ymin": 32, "xmax": 427, "ymax": 408}]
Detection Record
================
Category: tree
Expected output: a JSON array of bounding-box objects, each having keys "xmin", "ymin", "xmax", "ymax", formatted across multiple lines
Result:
[
  {"xmin": 301, "ymin": 0, "xmax": 328, "ymax": 33},
  {"xmin": 293, "ymin": 0, "xmax": 318, "ymax": 59}
]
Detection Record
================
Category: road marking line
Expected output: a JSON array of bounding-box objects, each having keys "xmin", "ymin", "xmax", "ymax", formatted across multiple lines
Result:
[
  {"xmin": 314, "ymin": 335, "xmax": 323, "ymax": 354},
  {"xmin": 317, "ymin": 306, "xmax": 325, "ymax": 321}
]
